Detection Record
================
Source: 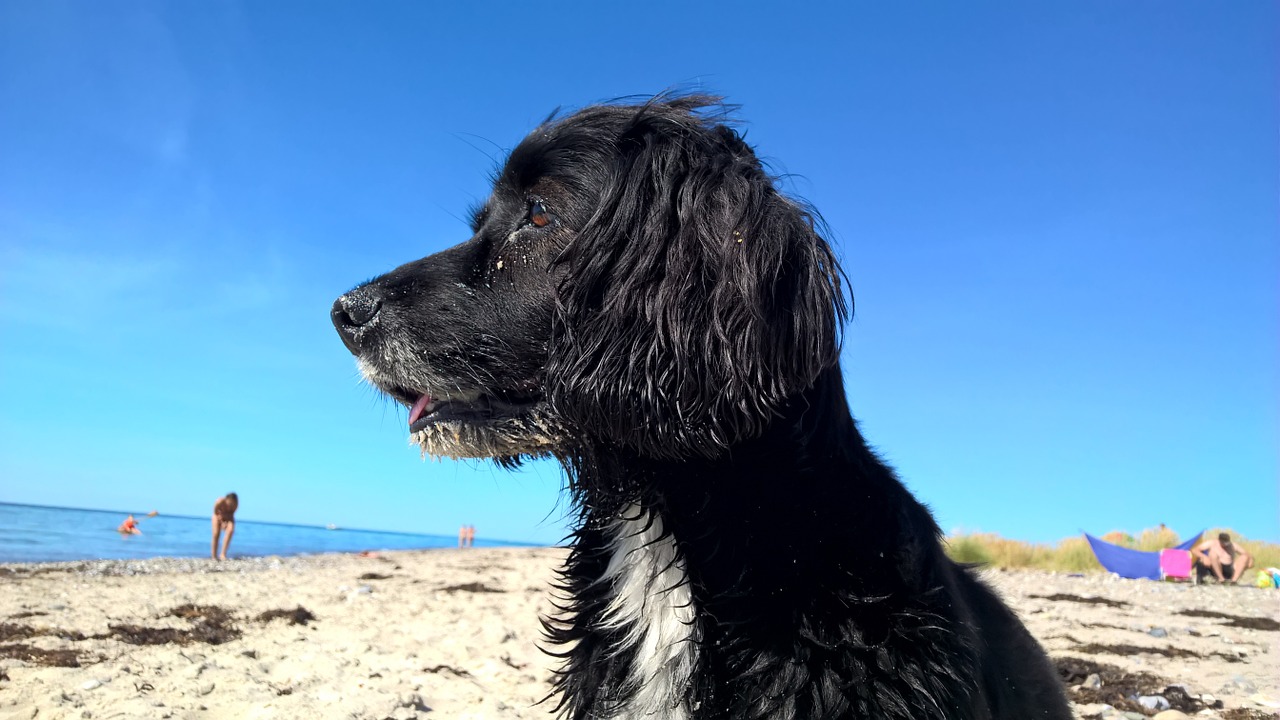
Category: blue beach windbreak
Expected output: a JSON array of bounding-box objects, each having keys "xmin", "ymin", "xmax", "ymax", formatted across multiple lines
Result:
[{"xmin": 1084, "ymin": 532, "xmax": 1203, "ymax": 580}]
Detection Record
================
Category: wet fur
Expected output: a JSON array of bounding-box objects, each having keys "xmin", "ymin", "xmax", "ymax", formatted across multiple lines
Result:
[{"xmin": 332, "ymin": 96, "xmax": 1071, "ymax": 719}]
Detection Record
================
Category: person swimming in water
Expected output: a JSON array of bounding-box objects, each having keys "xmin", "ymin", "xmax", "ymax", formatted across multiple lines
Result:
[
  {"xmin": 211, "ymin": 493, "xmax": 238, "ymax": 560},
  {"xmin": 117, "ymin": 515, "xmax": 141, "ymax": 535}
]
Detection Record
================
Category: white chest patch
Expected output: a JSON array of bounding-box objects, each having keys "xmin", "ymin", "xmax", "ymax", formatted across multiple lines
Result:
[{"xmin": 599, "ymin": 505, "xmax": 698, "ymax": 719}]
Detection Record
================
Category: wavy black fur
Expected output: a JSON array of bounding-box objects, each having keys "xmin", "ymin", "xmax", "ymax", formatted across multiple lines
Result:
[{"xmin": 332, "ymin": 94, "xmax": 1071, "ymax": 719}]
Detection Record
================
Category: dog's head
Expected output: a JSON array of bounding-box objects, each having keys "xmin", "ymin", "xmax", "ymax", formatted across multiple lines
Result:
[{"xmin": 333, "ymin": 95, "xmax": 846, "ymax": 462}]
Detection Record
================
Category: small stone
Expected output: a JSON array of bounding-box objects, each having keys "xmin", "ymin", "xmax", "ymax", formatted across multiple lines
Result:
[
  {"xmin": 198, "ymin": 682, "xmax": 215, "ymax": 696},
  {"xmin": 1153, "ymin": 711, "xmax": 1190, "ymax": 720},
  {"xmin": 80, "ymin": 680, "xmax": 101, "ymax": 691},
  {"xmin": 1148, "ymin": 627, "xmax": 1168, "ymax": 638},
  {"xmin": 1249, "ymin": 693, "xmax": 1280, "ymax": 710},
  {"xmin": 1083, "ymin": 673, "xmax": 1102, "ymax": 689},
  {"xmin": 1225, "ymin": 676, "xmax": 1257, "ymax": 693},
  {"xmin": 399, "ymin": 692, "xmax": 425, "ymax": 708},
  {"xmin": 1139, "ymin": 695, "xmax": 1171, "ymax": 711}
]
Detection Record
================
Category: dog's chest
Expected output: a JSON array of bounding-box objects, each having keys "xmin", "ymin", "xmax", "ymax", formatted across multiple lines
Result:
[{"xmin": 599, "ymin": 506, "xmax": 699, "ymax": 719}]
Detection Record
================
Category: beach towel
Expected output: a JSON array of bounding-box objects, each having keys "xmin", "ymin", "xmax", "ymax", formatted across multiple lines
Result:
[
  {"xmin": 1158, "ymin": 548, "xmax": 1192, "ymax": 580},
  {"xmin": 1085, "ymin": 531, "xmax": 1203, "ymax": 580}
]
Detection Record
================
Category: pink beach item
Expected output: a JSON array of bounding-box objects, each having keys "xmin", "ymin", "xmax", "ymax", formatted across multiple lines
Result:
[{"xmin": 1158, "ymin": 548, "xmax": 1192, "ymax": 581}]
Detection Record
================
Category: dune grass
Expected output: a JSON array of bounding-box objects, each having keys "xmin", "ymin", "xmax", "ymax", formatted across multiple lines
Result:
[{"xmin": 944, "ymin": 526, "xmax": 1280, "ymax": 578}]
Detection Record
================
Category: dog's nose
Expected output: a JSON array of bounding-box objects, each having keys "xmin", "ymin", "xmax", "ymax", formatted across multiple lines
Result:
[{"xmin": 331, "ymin": 285, "xmax": 384, "ymax": 354}]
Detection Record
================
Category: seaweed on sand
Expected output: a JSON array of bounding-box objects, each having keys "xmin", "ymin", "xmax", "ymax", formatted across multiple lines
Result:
[
  {"xmin": 256, "ymin": 606, "xmax": 317, "ymax": 626},
  {"xmin": 169, "ymin": 604, "xmax": 235, "ymax": 625},
  {"xmin": 104, "ymin": 603, "xmax": 241, "ymax": 646},
  {"xmin": 438, "ymin": 582, "xmax": 504, "ymax": 593},
  {"xmin": 0, "ymin": 622, "xmax": 86, "ymax": 641},
  {"xmin": 1073, "ymin": 641, "xmax": 1243, "ymax": 663},
  {"xmin": 8, "ymin": 611, "xmax": 48, "ymax": 619},
  {"xmin": 0, "ymin": 643, "xmax": 85, "ymax": 668},
  {"xmin": 1177, "ymin": 609, "xmax": 1280, "ymax": 631},
  {"xmin": 1028, "ymin": 593, "xmax": 1130, "ymax": 609},
  {"xmin": 1053, "ymin": 657, "xmax": 1221, "ymax": 714}
]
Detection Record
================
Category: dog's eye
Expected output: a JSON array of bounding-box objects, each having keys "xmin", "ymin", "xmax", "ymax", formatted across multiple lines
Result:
[{"xmin": 528, "ymin": 201, "xmax": 552, "ymax": 228}]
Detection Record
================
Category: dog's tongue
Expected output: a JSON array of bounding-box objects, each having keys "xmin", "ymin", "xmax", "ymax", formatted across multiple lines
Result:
[{"xmin": 408, "ymin": 394, "xmax": 433, "ymax": 427}]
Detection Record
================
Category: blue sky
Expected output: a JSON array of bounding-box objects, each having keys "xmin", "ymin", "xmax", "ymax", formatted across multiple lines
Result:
[{"xmin": 0, "ymin": 2, "xmax": 1274, "ymax": 546}]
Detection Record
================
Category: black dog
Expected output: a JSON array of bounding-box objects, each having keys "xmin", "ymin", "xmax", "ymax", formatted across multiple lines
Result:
[{"xmin": 332, "ymin": 96, "xmax": 1070, "ymax": 720}]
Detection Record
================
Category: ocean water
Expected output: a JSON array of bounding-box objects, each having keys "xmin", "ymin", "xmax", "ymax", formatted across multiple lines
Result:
[{"xmin": 0, "ymin": 503, "xmax": 533, "ymax": 564}]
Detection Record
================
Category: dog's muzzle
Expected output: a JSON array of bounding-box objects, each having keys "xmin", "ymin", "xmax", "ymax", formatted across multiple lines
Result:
[{"xmin": 331, "ymin": 285, "xmax": 384, "ymax": 355}]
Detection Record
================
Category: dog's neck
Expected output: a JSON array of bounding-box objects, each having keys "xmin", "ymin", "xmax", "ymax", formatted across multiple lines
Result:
[
  {"xmin": 578, "ymin": 367, "xmax": 917, "ymax": 514},
  {"xmin": 569, "ymin": 365, "xmax": 938, "ymax": 592}
]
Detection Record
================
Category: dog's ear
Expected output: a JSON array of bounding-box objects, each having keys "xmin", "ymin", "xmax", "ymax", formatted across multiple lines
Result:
[{"xmin": 547, "ymin": 107, "xmax": 847, "ymax": 458}]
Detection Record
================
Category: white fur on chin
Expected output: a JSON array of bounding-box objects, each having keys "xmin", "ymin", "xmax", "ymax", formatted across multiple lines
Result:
[{"xmin": 408, "ymin": 416, "xmax": 562, "ymax": 459}]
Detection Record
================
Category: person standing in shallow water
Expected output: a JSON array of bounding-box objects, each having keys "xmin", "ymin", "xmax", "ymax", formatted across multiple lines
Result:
[
  {"xmin": 211, "ymin": 493, "xmax": 238, "ymax": 560},
  {"xmin": 457, "ymin": 525, "xmax": 476, "ymax": 548},
  {"xmin": 117, "ymin": 514, "xmax": 140, "ymax": 535}
]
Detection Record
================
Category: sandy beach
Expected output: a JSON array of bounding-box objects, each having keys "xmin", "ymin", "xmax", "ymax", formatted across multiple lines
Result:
[{"xmin": 1, "ymin": 548, "xmax": 1276, "ymax": 719}]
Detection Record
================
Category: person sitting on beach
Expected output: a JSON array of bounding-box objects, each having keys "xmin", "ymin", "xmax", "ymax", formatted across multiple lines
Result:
[
  {"xmin": 211, "ymin": 493, "xmax": 238, "ymax": 560},
  {"xmin": 117, "ymin": 515, "xmax": 141, "ymax": 535},
  {"xmin": 1194, "ymin": 532, "xmax": 1254, "ymax": 584}
]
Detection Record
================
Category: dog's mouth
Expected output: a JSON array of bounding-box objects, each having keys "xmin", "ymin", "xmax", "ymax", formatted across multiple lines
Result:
[
  {"xmin": 359, "ymin": 359, "xmax": 563, "ymax": 458},
  {"xmin": 388, "ymin": 386, "xmax": 543, "ymax": 432}
]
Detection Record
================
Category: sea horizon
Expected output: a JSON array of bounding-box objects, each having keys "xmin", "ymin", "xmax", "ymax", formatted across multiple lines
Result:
[{"xmin": 0, "ymin": 501, "xmax": 545, "ymax": 564}]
